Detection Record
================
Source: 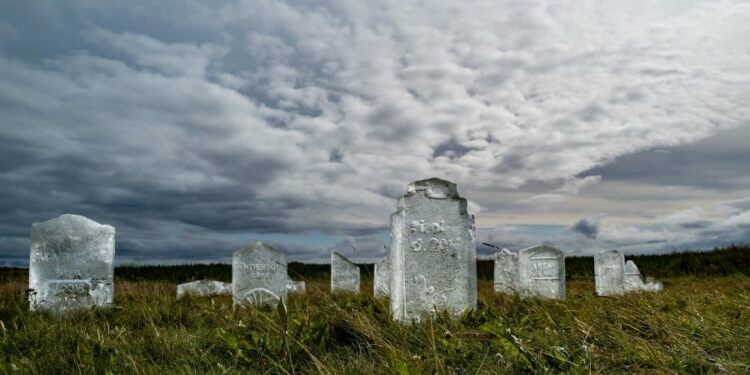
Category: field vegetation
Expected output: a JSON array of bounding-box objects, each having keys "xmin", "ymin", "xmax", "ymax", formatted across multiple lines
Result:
[{"xmin": 1, "ymin": 246, "xmax": 749, "ymax": 374}]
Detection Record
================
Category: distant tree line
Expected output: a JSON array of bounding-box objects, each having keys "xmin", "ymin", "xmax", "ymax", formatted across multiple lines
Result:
[{"xmin": 2, "ymin": 245, "xmax": 748, "ymax": 283}]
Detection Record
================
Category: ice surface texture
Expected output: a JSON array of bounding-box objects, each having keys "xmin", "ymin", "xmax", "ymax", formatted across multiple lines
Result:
[
  {"xmin": 494, "ymin": 249, "xmax": 519, "ymax": 294},
  {"xmin": 331, "ymin": 251, "xmax": 360, "ymax": 293},
  {"xmin": 374, "ymin": 256, "xmax": 390, "ymax": 297}
]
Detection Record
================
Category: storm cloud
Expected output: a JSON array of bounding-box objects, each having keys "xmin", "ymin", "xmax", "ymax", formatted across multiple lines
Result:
[{"xmin": 1, "ymin": 1, "xmax": 749, "ymax": 265}]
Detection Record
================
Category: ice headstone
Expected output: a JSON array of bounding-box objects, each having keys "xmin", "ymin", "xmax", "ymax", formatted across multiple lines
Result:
[
  {"xmin": 595, "ymin": 250, "xmax": 625, "ymax": 296},
  {"xmin": 493, "ymin": 248, "xmax": 519, "ymax": 294},
  {"xmin": 624, "ymin": 260, "xmax": 663, "ymax": 293},
  {"xmin": 232, "ymin": 242, "xmax": 287, "ymax": 307},
  {"xmin": 374, "ymin": 256, "xmax": 390, "ymax": 297},
  {"xmin": 518, "ymin": 245, "xmax": 565, "ymax": 299},
  {"xmin": 28, "ymin": 214, "xmax": 115, "ymax": 313},
  {"xmin": 623, "ymin": 260, "xmax": 645, "ymax": 292},
  {"xmin": 177, "ymin": 280, "xmax": 232, "ymax": 300},
  {"xmin": 287, "ymin": 280, "xmax": 306, "ymax": 293},
  {"xmin": 331, "ymin": 251, "xmax": 360, "ymax": 293},
  {"xmin": 389, "ymin": 178, "xmax": 477, "ymax": 322}
]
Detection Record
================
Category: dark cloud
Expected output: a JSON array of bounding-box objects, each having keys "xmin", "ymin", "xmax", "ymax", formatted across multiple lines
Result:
[
  {"xmin": 432, "ymin": 139, "xmax": 474, "ymax": 159},
  {"xmin": 587, "ymin": 126, "xmax": 750, "ymax": 191},
  {"xmin": 570, "ymin": 218, "xmax": 599, "ymax": 239}
]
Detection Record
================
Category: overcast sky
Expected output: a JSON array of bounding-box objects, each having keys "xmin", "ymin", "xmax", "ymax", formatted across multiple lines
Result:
[{"xmin": 1, "ymin": 1, "xmax": 749, "ymax": 266}]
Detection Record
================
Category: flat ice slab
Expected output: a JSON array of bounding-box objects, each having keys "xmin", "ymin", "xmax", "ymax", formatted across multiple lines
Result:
[
  {"xmin": 287, "ymin": 280, "xmax": 306, "ymax": 293},
  {"xmin": 177, "ymin": 280, "xmax": 232, "ymax": 299}
]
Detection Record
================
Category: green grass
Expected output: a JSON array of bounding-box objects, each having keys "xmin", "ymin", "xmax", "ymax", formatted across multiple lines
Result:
[{"xmin": 1, "ymin": 248, "xmax": 750, "ymax": 374}]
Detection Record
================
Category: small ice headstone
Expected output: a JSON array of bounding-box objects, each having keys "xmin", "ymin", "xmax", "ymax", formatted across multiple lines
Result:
[
  {"xmin": 595, "ymin": 250, "xmax": 625, "ymax": 296},
  {"xmin": 374, "ymin": 256, "xmax": 390, "ymax": 297},
  {"xmin": 287, "ymin": 280, "xmax": 306, "ymax": 293},
  {"xmin": 232, "ymin": 242, "xmax": 287, "ymax": 307},
  {"xmin": 177, "ymin": 280, "xmax": 232, "ymax": 300},
  {"xmin": 624, "ymin": 260, "xmax": 663, "ymax": 293},
  {"xmin": 331, "ymin": 251, "xmax": 360, "ymax": 293},
  {"xmin": 623, "ymin": 260, "xmax": 646, "ymax": 292},
  {"xmin": 389, "ymin": 178, "xmax": 477, "ymax": 322},
  {"xmin": 28, "ymin": 214, "xmax": 115, "ymax": 313},
  {"xmin": 518, "ymin": 245, "xmax": 565, "ymax": 299},
  {"xmin": 494, "ymin": 248, "xmax": 519, "ymax": 294}
]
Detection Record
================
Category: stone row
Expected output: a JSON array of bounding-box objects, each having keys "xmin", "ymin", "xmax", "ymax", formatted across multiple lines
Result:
[{"xmin": 25, "ymin": 178, "xmax": 661, "ymax": 318}]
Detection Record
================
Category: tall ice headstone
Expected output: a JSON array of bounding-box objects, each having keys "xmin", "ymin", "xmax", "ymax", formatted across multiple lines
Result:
[
  {"xmin": 374, "ymin": 256, "xmax": 390, "ymax": 297},
  {"xmin": 494, "ymin": 248, "xmax": 519, "ymax": 294},
  {"xmin": 331, "ymin": 251, "xmax": 360, "ymax": 293},
  {"xmin": 28, "ymin": 214, "xmax": 115, "ymax": 313},
  {"xmin": 595, "ymin": 250, "xmax": 625, "ymax": 296},
  {"xmin": 389, "ymin": 178, "xmax": 477, "ymax": 322},
  {"xmin": 232, "ymin": 242, "xmax": 287, "ymax": 307},
  {"xmin": 518, "ymin": 245, "xmax": 565, "ymax": 299}
]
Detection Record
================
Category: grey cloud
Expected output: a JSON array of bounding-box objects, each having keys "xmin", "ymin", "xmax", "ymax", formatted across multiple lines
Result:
[
  {"xmin": 587, "ymin": 126, "xmax": 750, "ymax": 191},
  {"xmin": 1, "ymin": 1, "xmax": 749, "ymax": 265},
  {"xmin": 570, "ymin": 217, "xmax": 599, "ymax": 239}
]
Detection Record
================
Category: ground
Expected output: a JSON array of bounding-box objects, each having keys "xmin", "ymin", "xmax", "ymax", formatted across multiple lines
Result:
[{"xmin": 1, "ymin": 261, "xmax": 749, "ymax": 374}]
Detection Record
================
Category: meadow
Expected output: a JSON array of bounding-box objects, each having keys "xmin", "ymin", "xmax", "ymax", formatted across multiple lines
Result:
[{"xmin": 0, "ymin": 246, "xmax": 749, "ymax": 374}]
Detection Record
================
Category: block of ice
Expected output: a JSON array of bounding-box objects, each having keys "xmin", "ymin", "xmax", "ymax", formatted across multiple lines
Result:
[
  {"xmin": 494, "ymin": 248, "xmax": 519, "ymax": 294},
  {"xmin": 518, "ymin": 245, "xmax": 565, "ymax": 299},
  {"xmin": 177, "ymin": 280, "xmax": 232, "ymax": 299},
  {"xmin": 232, "ymin": 242, "xmax": 288, "ymax": 308},
  {"xmin": 331, "ymin": 251, "xmax": 360, "ymax": 293},
  {"xmin": 389, "ymin": 178, "xmax": 477, "ymax": 322},
  {"xmin": 28, "ymin": 214, "xmax": 115, "ymax": 314}
]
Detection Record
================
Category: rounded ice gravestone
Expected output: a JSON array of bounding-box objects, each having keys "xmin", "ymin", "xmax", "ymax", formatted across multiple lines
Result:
[
  {"xmin": 232, "ymin": 242, "xmax": 288, "ymax": 307},
  {"xmin": 389, "ymin": 178, "xmax": 477, "ymax": 322},
  {"xmin": 28, "ymin": 214, "xmax": 115, "ymax": 314},
  {"xmin": 331, "ymin": 251, "xmax": 360, "ymax": 293},
  {"xmin": 595, "ymin": 249, "xmax": 625, "ymax": 296},
  {"xmin": 518, "ymin": 245, "xmax": 565, "ymax": 299},
  {"xmin": 494, "ymin": 248, "xmax": 519, "ymax": 294}
]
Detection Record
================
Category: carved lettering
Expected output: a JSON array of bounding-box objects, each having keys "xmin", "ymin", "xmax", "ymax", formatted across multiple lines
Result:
[
  {"xmin": 410, "ymin": 239, "xmax": 423, "ymax": 252},
  {"xmin": 238, "ymin": 263, "xmax": 282, "ymax": 277}
]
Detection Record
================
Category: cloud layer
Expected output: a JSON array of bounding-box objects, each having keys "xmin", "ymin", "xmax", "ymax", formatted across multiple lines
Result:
[{"xmin": 1, "ymin": 1, "xmax": 749, "ymax": 265}]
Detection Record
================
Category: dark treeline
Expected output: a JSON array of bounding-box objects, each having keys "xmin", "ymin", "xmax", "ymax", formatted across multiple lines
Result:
[
  {"xmin": 114, "ymin": 245, "xmax": 749, "ymax": 283},
  {"xmin": 2, "ymin": 245, "xmax": 748, "ymax": 283}
]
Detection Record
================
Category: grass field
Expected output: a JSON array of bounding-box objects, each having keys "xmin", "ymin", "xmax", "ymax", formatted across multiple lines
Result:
[{"xmin": 1, "ymin": 248, "xmax": 749, "ymax": 374}]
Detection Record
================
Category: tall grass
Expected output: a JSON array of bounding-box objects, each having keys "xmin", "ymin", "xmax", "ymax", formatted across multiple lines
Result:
[{"xmin": 0, "ymin": 246, "xmax": 748, "ymax": 374}]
